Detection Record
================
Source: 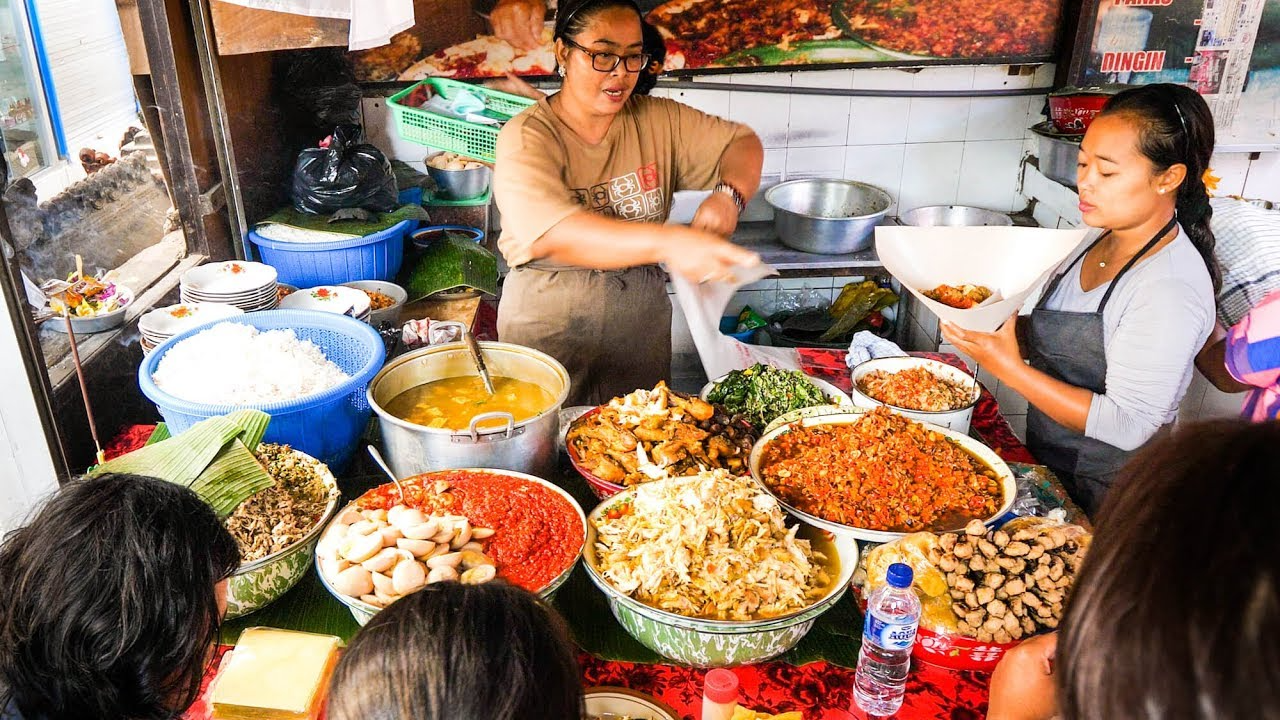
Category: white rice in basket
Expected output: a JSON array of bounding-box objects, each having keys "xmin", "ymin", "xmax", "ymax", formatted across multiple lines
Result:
[{"xmin": 152, "ymin": 323, "xmax": 351, "ymax": 405}]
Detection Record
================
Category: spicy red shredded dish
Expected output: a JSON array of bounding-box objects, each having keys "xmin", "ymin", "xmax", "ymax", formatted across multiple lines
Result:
[
  {"xmin": 758, "ymin": 408, "xmax": 1003, "ymax": 532},
  {"xmin": 357, "ymin": 470, "xmax": 583, "ymax": 592}
]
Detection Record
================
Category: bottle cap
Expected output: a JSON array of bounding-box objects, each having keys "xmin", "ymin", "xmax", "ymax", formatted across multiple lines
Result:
[
  {"xmin": 703, "ymin": 668, "xmax": 739, "ymax": 704},
  {"xmin": 886, "ymin": 562, "xmax": 914, "ymax": 589}
]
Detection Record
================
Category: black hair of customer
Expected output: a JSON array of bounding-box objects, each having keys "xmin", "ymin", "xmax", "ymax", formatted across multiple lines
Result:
[
  {"xmin": 1099, "ymin": 83, "xmax": 1222, "ymax": 292},
  {"xmin": 327, "ymin": 581, "xmax": 584, "ymax": 720},
  {"xmin": 1055, "ymin": 420, "xmax": 1280, "ymax": 720},
  {"xmin": 0, "ymin": 473, "xmax": 241, "ymax": 720},
  {"xmin": 633, "ymin": 20, "xmax": 667, "ymax": 96}
]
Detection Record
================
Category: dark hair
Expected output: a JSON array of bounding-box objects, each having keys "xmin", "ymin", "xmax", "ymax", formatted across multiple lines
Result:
[
  {"xmin": 1099, "ymin": 84, "xmax": 1221, "ymax": 292},
  {"xmin": 327, "ymin": 582, "xmax": 584, "ymax": 720},
  {"xmin": 0, "ymin": 473, "xmax": 241, "ymax": 720},
  {"xmin": 1055, "ymin": 420, "xmax": 1280, "ymax": 720},
  {"xmin": 633, "ymin": 21, "xmax": 667, "ymax": 96},
  {"xmin": 554, "ymin": 0, "xmax": 641, "ymax": 42}
]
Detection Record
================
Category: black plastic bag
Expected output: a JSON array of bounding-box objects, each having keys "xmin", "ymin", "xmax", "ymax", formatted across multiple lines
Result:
[{"xmin": 290, "ymin": 125, "xmax": 398, "ymax": 215}]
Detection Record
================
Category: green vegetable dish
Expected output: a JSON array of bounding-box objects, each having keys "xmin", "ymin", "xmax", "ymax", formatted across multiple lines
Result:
[{"xmin": 706, "ymin": 364, "xmax": 829, "ymax": 432}]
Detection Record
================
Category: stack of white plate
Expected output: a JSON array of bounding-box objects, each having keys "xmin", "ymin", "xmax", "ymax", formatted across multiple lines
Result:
[
  {"xmin": 180, "ymin": 261, "xmax": 279, "ymax": 312},
  {"xmin": 279, "ymin": 285, "xmax": 372, "ymax": 323},
  {"xmin": 138, "ymin": 302, "xmax": 244, "ymax": 354}
]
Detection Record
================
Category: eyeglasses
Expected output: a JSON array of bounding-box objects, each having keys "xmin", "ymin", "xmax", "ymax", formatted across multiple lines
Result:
[{"xmin": 562, "ymin": 37, "xmax": 650, "ymax": 73}]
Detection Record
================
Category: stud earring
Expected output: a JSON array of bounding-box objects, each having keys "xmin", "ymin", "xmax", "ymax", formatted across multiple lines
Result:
[{"xmin": 557, "ymin": 66, "xmax": 566, "ymax": 78}]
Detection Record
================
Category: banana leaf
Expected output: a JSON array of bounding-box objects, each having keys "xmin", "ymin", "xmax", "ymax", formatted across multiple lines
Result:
[
  {"xmin": 820, "ymin": 282, "xmax": 899, "ymax": 342},
  {"xmin": 92, "ymin": 410, "xmax": 274, "ymax": 517},
  {"xmin": 400, "ymin": 233, "xmax": 499, "ymax": 301}
]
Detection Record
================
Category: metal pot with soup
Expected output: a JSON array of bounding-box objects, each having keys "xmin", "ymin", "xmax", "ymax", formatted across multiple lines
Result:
[{"xmin": 367, "ymin": 342, "xmax": 570, "ymax": 477}]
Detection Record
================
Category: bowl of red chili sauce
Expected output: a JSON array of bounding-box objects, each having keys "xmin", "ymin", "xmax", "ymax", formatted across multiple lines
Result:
[{"xmin": 317, "ymin": 468, "xmax": 586, "ymax": 624}]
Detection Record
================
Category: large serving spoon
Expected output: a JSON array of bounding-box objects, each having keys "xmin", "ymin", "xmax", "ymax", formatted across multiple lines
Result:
[
  {"xmin": 462, "ymin": 329, "xmax": 496, "ymax": 396},
  {"xmin": 367, "ymin": 445, "xmax": 406, "ymax": 505}
]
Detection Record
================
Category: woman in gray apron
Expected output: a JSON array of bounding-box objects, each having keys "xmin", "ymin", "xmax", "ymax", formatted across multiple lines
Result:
[{"xmin": 943, "ymin": 84, "xmax": 1220, "ymax": 516}]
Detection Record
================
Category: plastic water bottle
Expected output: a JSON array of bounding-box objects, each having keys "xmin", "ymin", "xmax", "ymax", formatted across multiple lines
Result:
[{"xmin": 853, "ymin": 562, "xmax": 920, "ymax": 716}]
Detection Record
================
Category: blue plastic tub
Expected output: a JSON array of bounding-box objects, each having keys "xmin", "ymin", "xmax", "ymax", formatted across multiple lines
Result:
[
  {"xmin": 248, "ymin": 219, "xmax": 414, "ymax": 287},
  {"xmin": 138, "ymin": 310, "xmax": 387, "ymax": 473},
  {"xmin": 720, "ymin": 315, "xmax": 756, "ymax": 343}
]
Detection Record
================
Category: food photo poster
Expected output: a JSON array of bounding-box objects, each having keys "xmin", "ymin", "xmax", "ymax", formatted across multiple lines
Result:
[{"xmin": 348, "ymin": 0, "xmax": 1065, "ymax": 81}]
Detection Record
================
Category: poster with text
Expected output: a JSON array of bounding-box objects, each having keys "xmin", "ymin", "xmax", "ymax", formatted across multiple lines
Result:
[
  {"xmin": 351, "ymin": 0, "xmax": 1064, "ymax": 82},
  {"xmin": 1068, "ymin": 0, "xmax": 1280, "ymax": 146}
]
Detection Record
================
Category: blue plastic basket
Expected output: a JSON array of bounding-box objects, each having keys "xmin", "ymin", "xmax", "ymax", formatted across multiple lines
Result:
[
  {"xmin": 138, "ymin": 310, "xmax": 386, "ymax": 473},
  {"xmin": 247, "ymin": 219, "xmax": 414, "ymax": 287}
]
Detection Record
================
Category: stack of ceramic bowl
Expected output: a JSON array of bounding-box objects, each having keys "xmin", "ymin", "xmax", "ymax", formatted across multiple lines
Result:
[
  {"xmin": 279, "ymin": 285, "xmax": 371, "ymax": 322},
  {"xmin": 138, "ymin": 302, "xmax": 244, "ymax": 354},
  {"xmin": 179, "ymin": 261, "xmax": 280, "ymax": 312}
]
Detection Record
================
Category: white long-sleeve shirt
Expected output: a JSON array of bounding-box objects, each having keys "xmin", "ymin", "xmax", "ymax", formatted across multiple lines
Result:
[{"xmin": 1040, "ymin": 227, "xmax": 1214, "ymax": 450}]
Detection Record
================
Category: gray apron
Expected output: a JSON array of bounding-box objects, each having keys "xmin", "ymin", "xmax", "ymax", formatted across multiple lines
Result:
[{"xmin": 1025, "ymin": 217, "xmax": 1176, "ymax": 516}]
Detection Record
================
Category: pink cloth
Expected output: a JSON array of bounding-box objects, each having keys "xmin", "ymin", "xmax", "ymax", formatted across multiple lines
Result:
[{"xmin": 1225, "ymin": 290, "xmax": 1280, "ymax": 422}]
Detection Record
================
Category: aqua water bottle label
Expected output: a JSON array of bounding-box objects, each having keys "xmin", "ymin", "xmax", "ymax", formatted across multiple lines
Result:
[{"xmin": 865, "ymin": 614, "xmax": 917, "ymax": 650}]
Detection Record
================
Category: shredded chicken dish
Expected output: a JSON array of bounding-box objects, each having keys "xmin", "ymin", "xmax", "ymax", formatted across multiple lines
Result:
[
  {"xmin": 224, "ymin": 444, "xmax": 335, "ymax": 562},
  {"xmin": 592, "ymin": 471, "xmax": 832, "ymax": 621}
]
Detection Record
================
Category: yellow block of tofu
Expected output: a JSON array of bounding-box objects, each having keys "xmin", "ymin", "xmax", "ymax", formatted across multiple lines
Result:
[
  {"xmin": 732, "ymin": 708, "xmax": 803, "ymax": 720},
  {"xmin": 211, "ymin": 627, "xmax": 340, "ymax": 720}
]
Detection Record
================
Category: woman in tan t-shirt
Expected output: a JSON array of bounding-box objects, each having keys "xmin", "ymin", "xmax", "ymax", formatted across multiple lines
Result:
[{"xmin": 493, "ymin": 0, "xmax": 763, "ymax": 406}]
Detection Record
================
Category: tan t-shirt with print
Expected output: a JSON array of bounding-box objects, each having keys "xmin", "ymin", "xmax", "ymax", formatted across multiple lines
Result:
[{"xmin": 493, "ymin": 94, "xmax": 753, "ymax": 269}]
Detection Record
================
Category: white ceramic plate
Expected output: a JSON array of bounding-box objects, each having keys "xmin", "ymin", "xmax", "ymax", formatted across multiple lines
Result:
[
  {"xmin": 584, "ymin": 687, "xmax": 680, "ymax": 720},
  {"xmin": 279, "ymin": 286, "xmax": 371, "ymax": 318},
  {"xmin": 748, "ymin": 411, "xmax": 1017, "ymax": 543},
  {"xmin": 180, "ymin": 261, "xmax": 277, "ymax": 295},
  {"xmin": 139, "ymin": 302, "xmax": 244, "ymax": 339}
]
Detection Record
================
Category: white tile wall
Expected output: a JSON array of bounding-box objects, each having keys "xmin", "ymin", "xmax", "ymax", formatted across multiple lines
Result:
[
  {"xmin": 905, "ymin": 97, "xmax": 972, "ymax": 143},
  {"xmin": 786, "ymin": 146, "xmax": 847, "ymax": 178},
  {"xmin": 1242, "ymin": 152, "xmax": 1280, "ymax": 202},
  {"xmin": 847, "ymin": 98, "xmax": 912, "ymax": 146},
  {"xmin": 899, "ymin": 142, "xmax": 964, "ymax": 210},
  {"xmin": 1211, "ymin": 152, "xmax": 1252, "ymax": 197},
  {"xmin": 844, "ymin": 144, "xmax": 906, "ymax": 213},
  {"xmin": 957, "ymin": 140, "xmax": 1028, "ymax": 212}
]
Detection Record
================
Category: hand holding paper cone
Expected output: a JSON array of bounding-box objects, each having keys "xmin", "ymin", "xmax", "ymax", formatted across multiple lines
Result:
[{"xmin": 875, "ymin": 226, "xmax": 1088, "ymax": 332}]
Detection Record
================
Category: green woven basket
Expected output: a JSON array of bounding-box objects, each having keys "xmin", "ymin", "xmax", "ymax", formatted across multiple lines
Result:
[{"xmin": 387, "ymin": 78, "xmax": 535, "ymax": 162}]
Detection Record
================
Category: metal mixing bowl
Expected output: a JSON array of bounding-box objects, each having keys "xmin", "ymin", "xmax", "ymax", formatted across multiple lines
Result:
[
  {"xmin": 764, "ymin": 179, "xmax": 892, "ymax": 255},
  {"xmin": 426, "ymin": 153, "xmax": 491, "ymax": 200},
  {"xmin": 899, "ymin": 205, "xmax": 1014, "ymax": 227}
]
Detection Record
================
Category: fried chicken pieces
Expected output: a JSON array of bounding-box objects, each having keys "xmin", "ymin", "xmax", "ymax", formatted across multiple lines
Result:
[{"xmin": 567, "ymin": 382, "xmax": 756, "ymax": 487}]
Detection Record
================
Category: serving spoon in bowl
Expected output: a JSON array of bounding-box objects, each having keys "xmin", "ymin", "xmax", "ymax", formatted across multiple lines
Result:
[{"xmin": 367, "ymin": 445, "xmax": 406, "ymax": 505}]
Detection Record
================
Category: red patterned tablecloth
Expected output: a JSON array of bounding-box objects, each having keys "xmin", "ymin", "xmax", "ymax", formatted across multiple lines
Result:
[{"xmin": 186, "ymin": 646, "xmax": 990, "ymax": 720}]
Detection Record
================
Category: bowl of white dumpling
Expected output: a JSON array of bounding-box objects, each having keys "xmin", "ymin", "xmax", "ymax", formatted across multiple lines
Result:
[{"xmin": 425, "ymin": 151, "xmax": 491, "ymax": 200}]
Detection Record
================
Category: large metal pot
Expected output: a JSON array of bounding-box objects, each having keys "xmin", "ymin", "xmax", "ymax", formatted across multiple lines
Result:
[
  {"xmin": 899, "ymin": 205, "xmax": 1013, "ymax": 227},
  {"xmin": 764, "ymin": 179, "xmax": 892, "ymax": 255},
  {"xmin": 1031, "ymin": 121, "xmax": 1082, "ymax": 189},
  {"xmin": 367, "ymin": 342, "xmax": 570, "ymax": 478}
]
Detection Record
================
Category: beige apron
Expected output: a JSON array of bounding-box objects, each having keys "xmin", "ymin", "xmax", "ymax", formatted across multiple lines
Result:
[{"xmin": 497, "ymin": 264, "xmax": 672, "ymax": 406}]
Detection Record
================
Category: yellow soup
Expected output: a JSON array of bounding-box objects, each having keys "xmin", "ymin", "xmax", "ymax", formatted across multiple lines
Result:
[{"xmin": 385, "ymin": 375, "xmax": 555, "ymax": 430}]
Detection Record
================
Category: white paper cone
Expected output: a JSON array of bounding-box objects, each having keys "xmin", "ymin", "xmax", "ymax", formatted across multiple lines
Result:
[{"xmin": 876, "ymin": 225, "xmax": 1089, "ymax": 332}]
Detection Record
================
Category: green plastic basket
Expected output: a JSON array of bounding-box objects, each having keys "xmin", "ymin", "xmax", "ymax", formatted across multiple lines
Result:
[{"xmin": 387, "ymin": 78, "xmax": 535, "ymax": 162}]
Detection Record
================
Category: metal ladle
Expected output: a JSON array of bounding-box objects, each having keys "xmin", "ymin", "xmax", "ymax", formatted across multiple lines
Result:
[
  {"xmin": 463, "ymin": 329, "xmax": 496, "ymax": 396},
  {"xmin": 367, "ymin": 445, "xmax": 406, "ymax": 505}
]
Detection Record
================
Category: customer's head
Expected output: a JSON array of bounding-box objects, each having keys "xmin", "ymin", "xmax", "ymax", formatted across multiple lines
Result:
[
  {"xmin": 1056, "ymin": 420, "xmax": 1279, "ymax": 720},
  {"xmin": 1082, "ymin": 83, "xmax": 1220, "ymax": 290},
  {"xmin": 327, "ymin": 581, "xmax": 583, "ymax": 720},
  {"xmin": 0, "ymin": 473, "xmax": 241, "ymax": 720},
  {"xmin": 554, "ymin": 0, "xmax": 645, "ymax": 116}
]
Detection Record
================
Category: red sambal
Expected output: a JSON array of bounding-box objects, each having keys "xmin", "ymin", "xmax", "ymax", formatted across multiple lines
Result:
[{"xmin": 356, "ymin": 470, "xmax": 583, "ymax": 592}]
